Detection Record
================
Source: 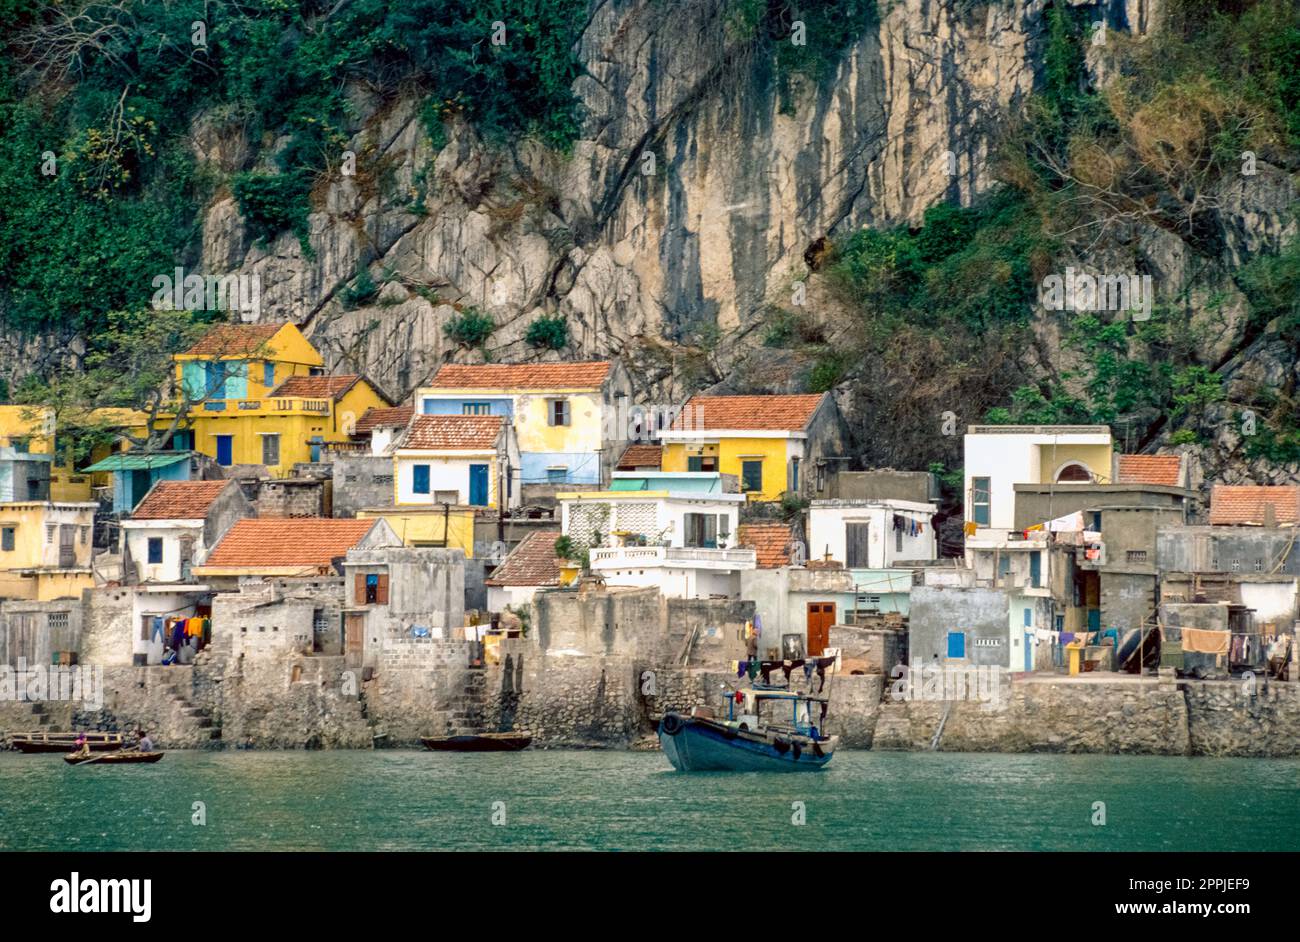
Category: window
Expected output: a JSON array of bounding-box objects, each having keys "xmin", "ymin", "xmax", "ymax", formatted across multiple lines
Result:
[
  {"xmin": 687, "ymin": 455, "xmax": 717, "ymax": 472},
  {"xmin": 971, "ymin": 477, "xmax": 991, "ymax": 526},
  {"xmin": 79, "ymin": 526, "xmax": 89, "ymax": 545},
  {"xmin": 1126, "ymin": 550, "xmax": 1148, "ymax": 564},
  {"xmin": 741, "ymin": 460, "xmax": 763, "ymax": 492},
  {"xmin": 11, "ymin": 436, "xmax": 29, "ymax": 453},
  {"xmin": 412, "ymin": 464, "xmax": 431, "ymax": 494},
  {"xmin": 48, "ymin": 611, "xmax": 69, "ymax": 631},
  {"xmin": 215, "ymin": 434, "xmax": 233, "ymax": 467},
  {"xmin": 373, "ymin": 474, "xmax": 394, "ymax": 485},
  {"xmin": 263, "ymin": 361, "xmax": 275, "ymax": 389},
  {"xmin": 895, "ymin": 526, "xmax": 903, "ymax": 553},
  {"xmin": 1, "ymin": 527, "xmax": 13, "ymax": 552},
  {"xmin": 546, "ymin": 467, "xmax": 567, "ymax": 485},
  {"xmin": 684, "ymin": 513, "xmax": 719, "ymax": 548},
  {"xmin": 790, "ymin": 457, "xmax": 800, "ymax": 492},
  {"xmin": 947, "ymin": 631, "xmax": 966, "ymax": 659},
  {"xmin": 147, "ymin": 538, "xmax": 163, "ymax": 564},
  {"xmin": 547, "ymin": 399, "xmax": 570, "ymax": 426},
  {"xmin": 46, "ymin": 525, "xmax": 55, "ymax": 544},
  {"xmin": 262, "ymin": 433, "xmax": 280, "ymax": 466},
  {"xmin": 463, "ymin": 402, "xmax": 491, "ymax": 415}
]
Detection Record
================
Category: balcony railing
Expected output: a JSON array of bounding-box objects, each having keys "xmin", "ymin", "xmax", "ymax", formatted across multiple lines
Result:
[
  {"xmin": 198, "ymin": 398, "xmax": 332, "ymax": 415},
  {"xmin": 589, "ymin": 545, "xmax": 757, "ymax": 570}
]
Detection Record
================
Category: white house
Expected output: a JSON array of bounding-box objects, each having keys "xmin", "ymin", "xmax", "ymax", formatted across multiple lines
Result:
[
  {"xmin": 120, "ymin": 479, "xmax": 253, "ymax": 584},
  {"xmin": 392, "ymin": 414, "xmax": 521, "ymax": 509},
  {"xmin": 484, "ymin": 529, "xmax": 563, "ymax": 612},
  {"xmin": 963, "ymin": 425, "xmax": 1113, "ymax": 532},
  {"xmin": 807, "ymin": 498, "xmax": 938, "ymax": 568},
  {"xmin": 559, "ymin": 472, "xmax": 755, "ymax": 599}
]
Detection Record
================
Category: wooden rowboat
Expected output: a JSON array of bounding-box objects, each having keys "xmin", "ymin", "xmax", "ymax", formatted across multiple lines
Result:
[
  {"xmin": 9, "ymin": 732, "xmax": 124, "ymax": 754},
  {"xmin": 420, "ymin": 733, "xmax": 531, "ymax": 752},
  {"xmin": 64, "ymin": 751, "xmax": 165, "ymax": 766}
]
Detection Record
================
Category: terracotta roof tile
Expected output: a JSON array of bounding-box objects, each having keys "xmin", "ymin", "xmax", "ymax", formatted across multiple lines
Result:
[
  {"xmin": 616, "ymin": 444, "xmax": 662, "ymax": 469},
  {"xmin": 402, "ymin": 415, "xmax": 503, "ymax": 450},
  {"xmin": 485, "ymin": 530, "xmax": 563, "ymax": 587},
  {"xmin": 671, "ymin": 393, "xmax": 825, "ymax": 432},
  {"xmin": 131, "ymin": 480, "xmax": 232, "ymax": 520},
  {"xmin": 1117, "ymin": 454, "xmax": 1183, "ymax": 487},
  {"xmin": 428, "ymin": 361, "xmax": 612, "ymax": 390},
  {"xmin": 737, "ymin": 522, "xmax": 796, "ymax": 568},
  {"xmin": 184, "ymin": 323, "xmax": 284, "ymax": 356},
  {"xmin": 203, "ymin": 518, "xmax": 377, "ymax": 568},
  {"xmin": 1209, "ymin": 485, "xmax": 1300, "ymax": 526},
  {"xmin": 355, "ymin": 405, "xmax": 414, "ymax": 434},
  {"xmin": 270, "ymin": 374, "xmax": 363, "ymax": 400}
]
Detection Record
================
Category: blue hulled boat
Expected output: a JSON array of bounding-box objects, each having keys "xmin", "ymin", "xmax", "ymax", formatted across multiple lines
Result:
[{"xmin": 658, "ymin": 687, "xmax": 838, "ymax": 772}]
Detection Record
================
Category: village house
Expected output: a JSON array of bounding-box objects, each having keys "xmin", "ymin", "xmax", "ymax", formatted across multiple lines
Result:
[
  {"xmin": 0, "ymin": 404, "xmax": 92, "ymax": 502},
  {"xmin": 79, "ymin": 450, "xmax": 223, "ymax": 515},
  {"xmin": 341, "ymin": 545, "xmax": 466, "ymax": 664},
  {"xmin": 0, "ymin": 499, "xmax": 98, "ymax": 601},
  {"xmin": 392, "ymin": 413, "xmax": 520, "ymax": 510},
  {"xmin": 119, "ymin": 479, "xmax": 253, "ymax": 584},
  {"xmin": 559, "ymin": 471, "xmax": 755, "ymax": 599},
  {"xmin": 616, "ymin": 443, "xmax": 663, "ymax": 472},
  {"xmin": 484, "ymin": 529, "xmax": 563, "ymax": 612},
  {"xmin": 353, "ymin": 405, "xmax": 414, "ymax": 455},
  {"xmin": 167, "ymin": 322, "xmax": 391, "ymax": 474},
  {"xmin": 657, "ymin": 392, "xmax": 843, "ymax": 502},
  {"xmin": 414, "ymin": 360, "xmax": 633, "ymax": 492},
  {"xmin": 191, "ymin": 516, "xmax": 400, "ymax": 588}
]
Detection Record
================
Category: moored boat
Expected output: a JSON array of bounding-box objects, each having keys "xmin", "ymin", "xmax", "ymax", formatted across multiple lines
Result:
[
  {"xmin": 420, "ymin": 732, "xmax": 531, "ymax": 752},
  {"xmin": 659, "ymin": 685, "xmax": 838, "ymax": 772},
  {"xmin": 9, "ymin": 732, "xmax": 124, "ymax": 754},
  {"xmin": 64, "ymin": 751, "xmax": 164, "ymax": 765}
]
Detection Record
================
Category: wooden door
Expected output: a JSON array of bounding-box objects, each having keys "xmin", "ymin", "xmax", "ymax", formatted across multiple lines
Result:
[
  {"xmin": 58, "ymin": 525, "xmax": 76, "ymax": 567},
  {"xmin": 345, "ymin": 613, "xmax": 366, "ymax": 657},
  {"xmin": 806, "ymin": 602, "xmax": 835, "ymax": 656},
  {"xmin": 845, "ymin": 523, "xmax": 870, "ymax": 568}
]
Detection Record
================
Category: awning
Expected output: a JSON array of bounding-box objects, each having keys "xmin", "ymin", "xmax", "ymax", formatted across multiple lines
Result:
[{"xmin": 80, "ymin": 452, "xmax": 191, "ymax": 473}]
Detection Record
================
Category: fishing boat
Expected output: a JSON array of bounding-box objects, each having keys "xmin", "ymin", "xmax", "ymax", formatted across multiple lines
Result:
[
  {"xmin": 420, "ymin": 732, "xmax": 531, "ymax": 752},
  {"xmin": 8, "ymin": 732, "xmax": 124, "ymax": 754},
  {"xmin": 659, "ymin": 686, "xmax": 838, "ymax": 772},
  {"xmin": 64, "ymin": 751, "xmax": 164, "ymax": 766}
]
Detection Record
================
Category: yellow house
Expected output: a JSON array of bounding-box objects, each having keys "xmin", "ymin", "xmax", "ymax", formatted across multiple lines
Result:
[
  {"xmin": 0, "ymin": 501, "xmax": 98, "ymax": 600},
  {"xmin": 659, "ymin": 393, "xmax": 834, "ymax": 502},
  {"xmin": 168, "ymin": 323, "xmax": 390, "ymax": 475},
  {"xmin": 356, "ymin": 507, "xmax": 477, "ymax": 557},
  {"xmin": 0, "ymin": 404, "xmax": 93, "ymax": 502},
  {"xmin": 414, "ymin": 361, "xmax": 633, "ymax": 487}
]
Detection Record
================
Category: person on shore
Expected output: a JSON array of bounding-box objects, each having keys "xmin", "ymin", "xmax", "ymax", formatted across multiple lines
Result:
[{"xmin": 136, "ymin": 729, "xmax": 154, "ymax": 753}]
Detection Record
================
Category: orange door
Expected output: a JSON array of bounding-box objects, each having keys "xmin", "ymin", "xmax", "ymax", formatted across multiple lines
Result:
[{"xmin": 806, "ymin": 602, "xmax": 835, "ymax": 656}]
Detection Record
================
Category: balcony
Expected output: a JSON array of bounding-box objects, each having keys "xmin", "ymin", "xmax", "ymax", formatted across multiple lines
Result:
[
  {"xmin": 589, "ymin": 545, "xmax": 757, "ymax": 571},
  {"xmin": 197, "ymin": 398, "xmax": 332, "ymax": 415}
]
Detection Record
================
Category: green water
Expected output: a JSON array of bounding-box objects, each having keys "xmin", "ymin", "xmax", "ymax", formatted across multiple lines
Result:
[{"xmin": 1, "ymin": 750, "xmax": 1296, "ymax": 851}]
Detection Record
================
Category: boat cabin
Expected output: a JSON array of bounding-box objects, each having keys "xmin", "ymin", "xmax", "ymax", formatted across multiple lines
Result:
[{"xmin": 725, "ymin": 688, "xmax": 827, "ymax": 738}]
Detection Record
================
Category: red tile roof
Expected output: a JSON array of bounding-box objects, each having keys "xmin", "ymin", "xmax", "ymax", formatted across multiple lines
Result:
[
  {"xmin": 203, "ymin": 518, "xmax": 378, "ymax": 569},
  {"xmin": 1209, "ymin": 486, "xmax": 1300, "ymax": 526},
  {"xmin": 671, "ymin": 393, "xmax": 825, "ymax": 432},
  {"xmin": 269, "ymin": 374, "xmax": 364, "ymax": 400},
  {"xmin": 485, "ymin": 530, "xmax": 564, "ymax": 587},
  {"xmin": 428, "ymin": 361, "xmax": 612, "ymax": 389},
  {"xmin": 1117, "ymin": 454, "xmax": 1183, "ymax": 487},
  {"xmin": 355, "ymin": 405, "xmax": 414, "ymax": 435},
  {"xmin": 737, "ymin": 523, "xmax": 796, "ymax": 568},
  {"xmin": 184, "ymin": 323, "xmax": 284, "ymax": 356},
  {"xmin": 402, "ymin": 415, "xmax": 503, "ymax": 450},
  {"xmin": 131, "ymin": 480, "xmax": 232, "ymax": 520},
  {"xmin": 616, "ymin": 443, "xmax": 662, "ymax": 469}
]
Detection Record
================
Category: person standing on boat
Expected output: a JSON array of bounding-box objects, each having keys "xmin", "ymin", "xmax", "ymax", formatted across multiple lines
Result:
[{"xmin": 135, "ymin": 730, "xmax": 154, "ymax": 753}]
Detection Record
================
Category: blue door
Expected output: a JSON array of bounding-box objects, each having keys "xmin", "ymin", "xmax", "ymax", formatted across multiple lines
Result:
[
  {"xmin": 215, "ymin": 435, "xmax": 232, "ymax": 467},
  {"xmin": 1029, "ymin": 551, "xmax": 1042, "ymax": 588},
  {"xmin": 469, "ymin": 464, "xmax": 489, "ymax": 506}
]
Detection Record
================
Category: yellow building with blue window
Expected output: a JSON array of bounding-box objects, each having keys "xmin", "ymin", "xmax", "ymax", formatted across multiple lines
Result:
[
  {"xmin": 167, "ymin": 323, "xmax": 391, "ymax": 475},
  {"xmin": 659, "ymin": 393, "xmax": 837, "ymax": 502}
]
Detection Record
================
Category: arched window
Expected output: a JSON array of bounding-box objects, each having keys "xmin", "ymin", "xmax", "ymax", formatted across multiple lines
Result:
[{"xmin": 1054, "ymin": 462, "xmax": 1092, "ymax": 483}]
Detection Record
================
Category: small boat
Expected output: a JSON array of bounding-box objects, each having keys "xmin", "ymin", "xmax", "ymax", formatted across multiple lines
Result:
[
  {"xmin": 64, "ymin": 751, "xmax": 164, "ymax": 766},
  {"xmin": 659, "ymin": 685, "xmax": 838, "ymax": 772},
  {"xmin": 420, "ymin": 732, "xmax": 531, "ymax": 752},
  {"xmin": 9, "ymin": 732, "xmax": 124, "ymax": 754}
]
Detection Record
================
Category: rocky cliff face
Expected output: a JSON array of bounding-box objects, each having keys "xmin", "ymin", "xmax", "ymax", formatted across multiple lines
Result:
[{"xmin": 193, "ymin": 0, "xmax": 1086, "ymax": 398}]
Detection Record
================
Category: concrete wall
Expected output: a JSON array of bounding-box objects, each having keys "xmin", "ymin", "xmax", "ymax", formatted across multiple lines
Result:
[
  {"xmin": 825, "ymin": 470, "xmax": 937, "ymax": 503},
  {"xmin": 909, "ymin": 584, "xmax": 1011, "ymax": 669},
  {"xmin": 331, "ymin": 454, "xmax": 395, "ymax": 517},
  {"xmin": 1157, "ymin": 526, "xmax": 1300, "ymax": 576},
  {"xmin": 0, "ymin": 597, "xmax": 83, "ymax": 667}
]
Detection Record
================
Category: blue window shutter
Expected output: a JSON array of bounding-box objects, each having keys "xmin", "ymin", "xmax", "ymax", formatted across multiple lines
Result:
[
  {"xmin": 947, "ymin": 631, "xmax": 966, "ymax": 659},
  {"xmin": 263, "ymin": 362, "xmax": 275, "ymax": 389},
  {"xmin": 413, "ymin": 465, "xmax": 430, "ymax": 494}
]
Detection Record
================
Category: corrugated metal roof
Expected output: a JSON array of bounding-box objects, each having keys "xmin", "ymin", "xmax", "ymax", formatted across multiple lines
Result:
[{"xmin": 81, "ymin": 452, "xmax": 191, "ymax": 472}]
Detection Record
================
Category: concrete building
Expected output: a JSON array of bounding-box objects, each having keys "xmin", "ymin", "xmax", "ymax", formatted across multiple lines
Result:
[
  {"xmin": 393, "ymin": 414, "xmax": 520, "ymax": 510},
  {"xmin": 120, "ymin": 479, "xmax": 253, "ymax": 584},
  {"xmin": 484, "ymin": 530, "xmax": 562, "ymax": 612},
  {"xmin": 192, "ymin": 516, "xmax": 400, "ymax": 587},
  {"xmin": 559, "ymin": 472, "xmax": 755, "ymax": 598},
  {"xmin": 909, "ymin": 583, "xmax": 1045, "ymax": 672},
  {"xmin": 352, "ymin": 405, "xmax": 414, "ymax": 455},
  {"xmin": 807, "ymin": 498, "xmax": 938, "ymax": 568},
  {"xmin": 414, "ymin": 360, "xmax": 633, "ymax": 489},
  {"xmin": 0, "ymin": 500, "xmax": 98, "ymax": 600},
  {"xmin": 658, "ymin": 392, "xmax": 844, "ymax": 501},
  {"xmin": 330, "ymin": 453, "xmax": 395, "ymax": 517},
  {"xmin": 341, "ymin": 546, "xmax": 466, "ymax": 664},
  {"xmin": 80, "ymin": 450, "xmax": 223, "ymax": 514}
]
